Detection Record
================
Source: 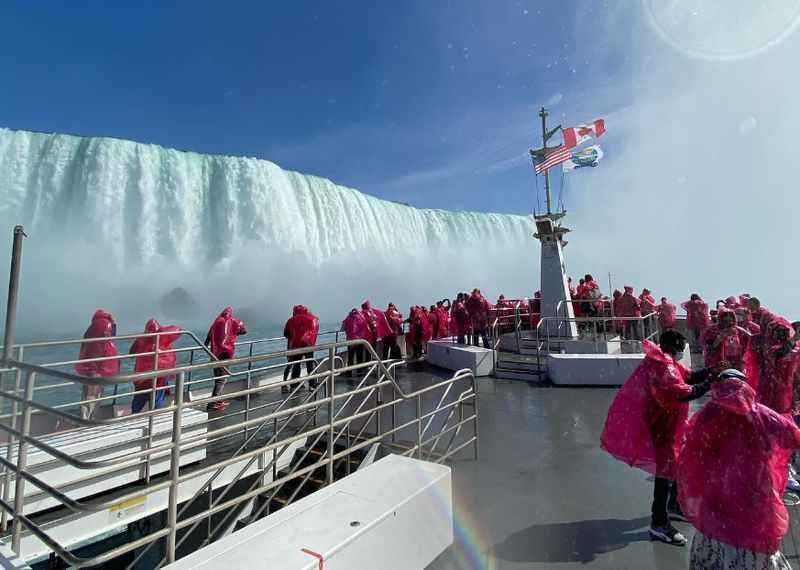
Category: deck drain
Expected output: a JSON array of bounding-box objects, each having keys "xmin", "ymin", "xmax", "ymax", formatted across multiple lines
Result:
[{"xmin": 350, "ymin": 521, "xmax": 361, "ymax": 527}]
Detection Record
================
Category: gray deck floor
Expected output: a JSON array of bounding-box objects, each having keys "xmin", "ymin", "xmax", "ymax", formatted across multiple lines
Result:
[{"xmin": 419, "ymin": 372, "xmax": 800, "ymax": 570}]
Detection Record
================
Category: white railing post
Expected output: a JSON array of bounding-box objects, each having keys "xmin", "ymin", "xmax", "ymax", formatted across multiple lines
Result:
[
  {"xmin": 326, "ymin": 346, "xmax": 335, "ymax": 485},
  {"xmin": 11, "ymin": 370, "xmax": 35, "ymax": 553},
  {"xmin": 166, "ymin": 371, "xmax": 185, "ymax": 564}
]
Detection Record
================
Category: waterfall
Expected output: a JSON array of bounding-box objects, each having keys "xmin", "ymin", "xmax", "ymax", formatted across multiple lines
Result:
[{"xmin": 0, "ymin": 127, "xmax": 536, "ymax": 335}]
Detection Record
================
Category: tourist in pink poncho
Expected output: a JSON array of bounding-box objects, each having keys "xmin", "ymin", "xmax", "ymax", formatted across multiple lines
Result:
[
  {"xmin": 679, "ymin": 372, "xmax": 800, "ymax": 568},
  {"xmin": 204, "ymin": 306, "xmax": 247, "ymax": 411},
  {"xmin": 76, "ymin": 309, "xmax": 120, "ymax": 420},
  {"xmin": 130, "ymin": 318, "xmax": 181, "ymax": 413},
  {"xmin": 383, "ymin": 303, "xmax": 403, "ymax": 360},
  {"xmin": 656, "ymin": 297, "xmax": 677, "ymax": 332},
  {"xmin": 702, "ymin": 306, "xmax": 758, "ymax": 389},
  {"xmin": 451, "ymin": 294, "xmax": 470, "ymax": 345},
  {"xmin": 757, "ymin": 317, "xmax": 800, "ymax": 418},
  {"xmin": 681, "ymin": 294, "xmax": 710, "ymax": 349},
  {"xmin": 601, "ymin": 331, "xmax": 720, "ymax": 546},
  {"xmin": 466, "ymin": 289, "xmax": 491, "ymax": 348},
  {"xmin": 342, "ymin": 308, "xmax": 367, "ymax": 373},
  {"xmin": 616, "ymin": 286, "xmax": 642, "ymax": 340},
  {"xmin": 283, "ymin": 305, "xmax": 320, "ymax": 392}
]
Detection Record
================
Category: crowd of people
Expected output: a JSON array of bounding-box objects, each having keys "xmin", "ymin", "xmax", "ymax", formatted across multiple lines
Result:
[{"xmin": 601, "ymin": 292, "xmax": 800, "ymax": 569}]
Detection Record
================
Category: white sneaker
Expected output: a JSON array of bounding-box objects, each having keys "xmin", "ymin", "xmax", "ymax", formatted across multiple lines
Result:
[
  {"xmin": 787, "ymin": 473, "xmax": 800, "ymax": 493},
  {"xmin": 649, "ymin": 524, "xmax": 687, "ymax": 546}
]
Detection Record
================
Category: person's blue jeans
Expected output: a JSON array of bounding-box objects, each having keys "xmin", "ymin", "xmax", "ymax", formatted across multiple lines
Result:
[{"xmin": 131, "ymin": 383, "xmax": 169, "ymax": 413}]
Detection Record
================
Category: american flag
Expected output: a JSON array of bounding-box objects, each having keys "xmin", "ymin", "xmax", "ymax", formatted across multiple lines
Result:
[{"xmin": 533, "ymin": 145, "xmax": 571, "ymax": 174}]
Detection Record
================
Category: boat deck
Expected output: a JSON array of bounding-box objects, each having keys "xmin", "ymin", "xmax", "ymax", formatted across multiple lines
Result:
[{"xmin": 389, "ymin": 366, "xmax": 800, "ymax": 570}]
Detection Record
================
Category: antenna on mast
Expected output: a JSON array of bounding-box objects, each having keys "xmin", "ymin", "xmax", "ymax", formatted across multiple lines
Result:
[{"xmin": 531, "ymin": 106, "xmax": 563, "ymax": 220}]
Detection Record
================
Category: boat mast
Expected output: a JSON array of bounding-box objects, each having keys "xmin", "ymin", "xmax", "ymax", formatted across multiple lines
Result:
[{"xmin": 540, "ymin": 106, "xmax": 552, "ymax": 215}]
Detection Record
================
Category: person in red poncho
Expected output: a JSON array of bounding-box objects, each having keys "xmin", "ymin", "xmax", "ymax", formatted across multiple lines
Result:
[
  {"xmin": 639, "ymin": 288, "xmax": 657, "ymax": 339},
  {"xmin": 129, "ymin": 319, "xmax": 181, "ymax": 413},
  {"xmin": 451, "ymin": 294, "xmax": 470, "ymax": 345},
  {"xmin": 341, "ymin": 308, "xmax": 367, "ymax": 374},
  {"xmin": 657, "ymin": 297, "xmax": 677, "ymax": 333},
  {"xmin": 427, "ymin": 305, "xmax": 440, "ymax": 341},
  {"xmin": 601, "ymin": 330, "xmax": 722, "ymax": 546},
  {"xmin": 383, "ymin": 303, "xmax": 403, "ymax": 360},
  {"xmin": 611, "ymin": 290, "xmax": 623, "ymax": 334},
  {"xmin": 678, "ymin": 370, "xmax": 800, "ymax": 569},
  {"xmin": 702, "ymin": 307, "xmax": 757, "ymax": 388},
  {"xmin": 681, "ymin": 294, "xmax": 710, "ymax": 351},
  {"xmin": 76, "ymin": 310, "xmax": 120, "ymax": 420},
  {"xmin": 736, "ymin": 307, "xmax": 762, "ymax": 337},
  {"xmin": 616, "ymin": 286, "xmax": 642, "ymax": 341},
  {"xmin": 757, "ymin": 317, "xmax": 800, "ymax": 493},
  {"xmin": 204, "ymin": 307, "xmax": 247, "ymax": 411},
  {"xmin": 360, "ymin": 301, "xmax": 379, "ymax": 348},
  {"xmin": 435, "ymin": 300, "xmax": 450, "ymax": 339},
  {"xmin": 283, "ymin": 305, "xmax": 320, "ymax": 393},
  {"xmin": 466, "ymin": 289, "xmax": 491, "ymax": 348}
]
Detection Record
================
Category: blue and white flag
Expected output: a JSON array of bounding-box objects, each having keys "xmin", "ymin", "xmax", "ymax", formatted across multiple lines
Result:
[{"xmin": 562, "ymin": 145, "xmax": 604, "ymax": 172}]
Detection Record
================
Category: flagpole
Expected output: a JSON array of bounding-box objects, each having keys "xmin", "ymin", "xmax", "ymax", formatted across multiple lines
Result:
[{"xmin": 539, "ymin": 106, "xmax": 552, "ymax": 215}]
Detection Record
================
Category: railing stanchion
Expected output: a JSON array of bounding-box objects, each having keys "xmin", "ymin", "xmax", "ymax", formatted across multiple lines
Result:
[
  {"xmin": 1, "ymin": 345, "xmax": 23, "ymax": 532},
  {"xmin": 416, "ymin": 394, "xmax": 423, "ymax": 459},
  {"xmin": 144, "ymin": 334, "xmax": 159, "ymax": 484},
  {"xmin": 11, "ymin": 370, "xmax": 35, "ymax": 553},
  {"xmin": 245, "ymin": 343, "xmax": 254, "ymax": 442},
  {"xmin": 166, "ymin": 371, "xmax": 185, "ymax": 564},
  {"xmin": 3, "ymin": 226, "xmax": 26, "ymax": 363},
  {"xmin": 326, "ymin": 346, "xmax": 335, "ymax": 485}
]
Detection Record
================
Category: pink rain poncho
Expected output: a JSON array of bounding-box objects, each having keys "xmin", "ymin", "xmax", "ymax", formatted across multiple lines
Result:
[
  {"xmin": 682, "ymin": 297, "xmax": 710, "ymax": 333},
  {"xmin": 640, "ymin": 289, "xmax": 657, "ymax": 316},
  {"xmin": 284, "ymin": 305, "xmax": 320, "ymax": 349},
  {"xmin": 678, "ymin": 379, "xmax": 800, "ymax": 554},
  {"xmin": 427, "ymin": 309, "xmax": 440, "ymax": 340},
  {"xmin": 615, "ymin": 286, "xmax": 641, "ymax": 318},
  {"xmin": 736, "ymin": 308, "xmax": 762, "ymax": 337},
  {"xmin": 466, "ymin": 291, "xmax": 491, "ymax": 332},
  {"xmin": 450, "ymin": 300, "xmax": 470, "ymax": 337},
  {"xmin": 757, "ymin": 317, "xmax": 800, "ymax": 416},
  {"xmin": 657, "ymin": 298, "xmax": 677, "ymax": 330},
  {"xmin": 600, "ymin": 341, "xmax": 692, "ymax": 479},
  {"xmin": 206, "ymin": 307, "xmax": 247, "ymax": 357},
  {"xmin": 701, "ymin": 307, "xmax": 757, "ymax": 387},
  {"xmin": 342, "ymin": 309, "xmax": 366, "ymax": 341},
  {"xmin": 76, "ymin": 310, "xmax": 120, "ymax": 377},
  {"xmin": 611, "ymin": 290, "xmax": 623, "ymax": 333},
  {"xmin": 370, "ymin": 308, "xmax": 393, "ymax": 340},
  {"xmin": 385, "ymin": 305, "xmax": 403, "ymax": 336},
  {"xmin": 435, "ymin": 304, "xmax": 450, "ymax": 338},
  {"xmin": 130, "ymin": 319, "xmax": 181, "ymax": 390},
  {"xmin": 360, "ymin": 301, "xmax": 379, "ymax": 344}
]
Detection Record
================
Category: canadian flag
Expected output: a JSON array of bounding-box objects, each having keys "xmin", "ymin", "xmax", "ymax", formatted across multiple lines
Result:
[{"xmin": 563, "ymin": 119, "xmax": 605, "ymax": 149}]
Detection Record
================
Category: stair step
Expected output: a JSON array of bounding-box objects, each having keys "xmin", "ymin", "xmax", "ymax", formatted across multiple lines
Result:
[{"xmin": 494, "ymin": 369, "xmax": 545, "ymax": 381}]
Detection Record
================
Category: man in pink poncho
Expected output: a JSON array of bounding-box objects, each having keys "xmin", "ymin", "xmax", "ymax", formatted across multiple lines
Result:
[
  {"xmin": 451, "ymin": 294, "xmax": 470, "ymax": 345},
  {"xmin": 679, "ymin": 370, "xmax": 800, "ymax": 568},
  {"xmin": 342, "ymin": 308, "xmax": 367, "ymax": 374},
  {"xmin": 204, "ymin": 307, "xmax": 247, "ymax": 411},
  {"xmin": 601, "ymin": 330, "xmax": 722, "ymax": 546},
  {"xmin": 656, "ymin": 297, "xmax": 677, "ymax": 332},
  {"xmin": 616, "ymin": 286, "xmax": 642, "ymax": 340},
  {"xmin": 76, "ymin": 310, "xmax": 120, "ymax": 420},
  {"xmin": 681, "ymin": 294, "xmax": 710, "ymax": 351},
  {"xmin": 702, "ymin": 306, "xmax": 757, "ymax": 389}
]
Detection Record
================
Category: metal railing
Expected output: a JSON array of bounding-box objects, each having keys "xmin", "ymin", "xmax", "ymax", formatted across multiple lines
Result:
[{"xmin": 0, "ymin": 337, "xmax": 478, "ymax": 568}]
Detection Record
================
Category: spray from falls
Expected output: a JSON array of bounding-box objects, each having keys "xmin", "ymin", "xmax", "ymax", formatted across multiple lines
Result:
[{"xmin": 0, "ymin": 128, "xmax": 536, "ymax": 337}]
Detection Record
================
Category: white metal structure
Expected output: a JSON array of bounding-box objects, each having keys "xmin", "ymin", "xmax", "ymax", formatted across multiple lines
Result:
[{"xmin": 164, "ymin": 454, "xmax": 452, "ymax": 570}]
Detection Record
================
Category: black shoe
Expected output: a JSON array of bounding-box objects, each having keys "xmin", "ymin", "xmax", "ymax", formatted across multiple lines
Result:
[
  {"xmin": 308, "ymin": 379, "xmax": 318, "ymax": 389},
  {"xmin": 649, "ymin": 524, "xmax": 687, "ymax": 546},
  {"xmin": 281, "ymin": 385, "xmax": 290, "ymax": 394}
]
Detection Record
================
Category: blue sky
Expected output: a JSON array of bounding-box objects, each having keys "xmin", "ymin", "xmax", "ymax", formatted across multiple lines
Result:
[{"xmin": 0, "ymin": 1, "xmax": 633, "ymax": 215}]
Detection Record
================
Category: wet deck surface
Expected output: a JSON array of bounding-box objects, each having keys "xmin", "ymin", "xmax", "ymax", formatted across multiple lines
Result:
[{"xmin": 413, "ymin": 370, "xmax": 800, "ymax": 570}]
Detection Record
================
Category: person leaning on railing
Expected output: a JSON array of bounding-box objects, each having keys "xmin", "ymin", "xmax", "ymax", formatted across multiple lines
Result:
[
  {"xmin": 75, "ymin": 309, "xmax": 120, "ymax": 420},
  {"xmin": 204, "ymin": 306, "xmax": 247, "ymax": 412}
]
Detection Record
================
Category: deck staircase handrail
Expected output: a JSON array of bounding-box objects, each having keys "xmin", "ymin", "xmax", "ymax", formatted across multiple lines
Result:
[{"xmin": 0, "ymin": 337, "xmax": 478, "ymax": 568}]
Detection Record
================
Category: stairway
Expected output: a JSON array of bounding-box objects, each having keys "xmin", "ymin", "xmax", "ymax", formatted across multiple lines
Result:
[
  {"xmin": 493, "ymin": 334, "xmax": 565, "ymax": 382},
  {"xmin": 238, "ymin": 435, "xmax": 372, "ymax": 527}
]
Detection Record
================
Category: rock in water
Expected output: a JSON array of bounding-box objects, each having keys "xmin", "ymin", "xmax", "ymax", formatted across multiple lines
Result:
[{"xmin": 160, "ymin": 287, "xmax": 197, "ymax": 319}]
